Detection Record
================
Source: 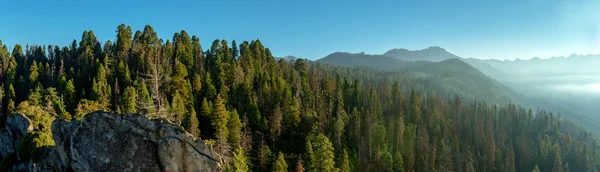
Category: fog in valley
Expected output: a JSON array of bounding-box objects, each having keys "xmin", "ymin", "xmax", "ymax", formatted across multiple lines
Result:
[{"xmin": 466, "ymin": 54, "xmax": 600, "ymax": 126}]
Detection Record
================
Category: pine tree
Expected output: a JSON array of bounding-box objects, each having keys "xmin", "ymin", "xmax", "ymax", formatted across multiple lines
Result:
[
  {"xmin": 270, "ymin": 105, "xmax": 284, "ymax": 143},
  {"xmin": 258, "ymin": 140, "xmax": 273, "ymax": 171},
  {"xmin": 115, "ymin": 24, "xmax": 132, "ymax": 59},
  {"xmin": 232, "ymin": 146, "xmax": 249, "ymax": 172},
  {"xmin": 340, "ymin": 149, "xmax": 351, "ymax": 172},
  {"xmin": 90, "ymin": 64, "xmax": 111, "ymax": 109},
  {"xmin": 29, "ymin": 60, "xmax": 39, "ymax": 85},
  {"xmin": 170, "ymin": 93, "xmax": 186, "ymax": 125},
  {"xmin": 171, "ymin": 61, "xmax": 191, "ymax": 105},
  {"xmin": 198, "ymin": 98, "xmax": 213, "ymax": 138},
  {"xmin": 227, "ymin": 109, "xmax": 242, "ymax": 148},
  {"xmin": 552, "ymin": 150, "xmax": 563, "ymax": 172},
  {"xmin": 305, "ymin": 141, "xmax": 315, "ymax": 172},
  {"xmin": 394, "ymin": 151, "xmax": 405, "ymax": 172},
  {"xmin": 7, "ymin": 84, "xmax": 16, "ymax": 113},
  {"xmin": 212, "ymin": 94, "xmax": 229, "ymax": 152},
  {"xmin": 202, "ymin": 73, "xmax": 217, "ymax": 101},
  {"xmin": 121, "ymin": 86, "xmax": 137, "ymax": 113},
  {"xmin": 135, "ymin": 81, "xmax": 155, "ymax": 115},
  {"xmin": 306, "ymin": 131, "xmax": 337, "ymax": 172},
  {"xmin": 272, "ymin": 152, "xmax": 288, "ymax": 172}
]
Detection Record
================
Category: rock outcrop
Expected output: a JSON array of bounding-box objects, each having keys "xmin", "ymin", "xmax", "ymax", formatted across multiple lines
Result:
[
  {"xmin": 0, "ymin": 113, "xmax": 33, "ymax": 159},
  {"xmin": 1, "ymin": 111, "xmax": 222, "ymax": 172}
]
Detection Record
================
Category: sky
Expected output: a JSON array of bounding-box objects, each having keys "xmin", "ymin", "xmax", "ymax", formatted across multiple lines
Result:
[{"xmin": 1, "ymin": 0, "xmax": 599, "ymax": 60}]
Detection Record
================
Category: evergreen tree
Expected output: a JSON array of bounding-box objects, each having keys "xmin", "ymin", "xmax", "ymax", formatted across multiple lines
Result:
[
  {"xmin": 29, "ymin": 60, "xmax": 39, "ymax": 85},
  {"xmin": 198, "ymin": 98, "xmax": 213, "ymax": 138},
  {"xmin": 306, "ymin": 130, "xmax": 337, "ymax": 172},
  {"xmin": 552, "ymin": 150, "xmax": 563, "ymax": 172},
  {"xmin": 135, "ymin": 81, "xmax": 155, "ymax": 115},
  {"xmin": 227, "ymin": 109, "xmax": 242, "ymax": 148},
  {"xmin": 394, "ymin": 151, "xmax": 405, "ymax": 172},
  {"xmin": 90, "ymin": 64, "xmax": 111, "ymax": 109},
  {"xmin": 121, "ymin": 86, "xmax": 137, "ymax": 113},
  {"xmin": 63, "ymin": 79, "xmax": 76, "ymax": 111},
  {"xmin": 258, "ymin": 140, "xmax": 273, "ymax": 171},
  {"xmin": 340, "ymin": 149, "xmax": 351, "ymax": 172},
  {"xmin": 170, "ymin": 92, "xmax": 186, "ymax": 125},
  {"xmin": 272, "ymin": 152, "xmax": 288, "ymax": 172},
  {"xmin": 7, "ymin": 84, "xmax": 16, "ymax": 113},
  {"xmin": 232, "ymin": 146, "xmax": 249, "ymax": 172},
  {"xmin": 212, "ymin": 94, "xmax": 229, "ymax": 152},
  {"xmin": 305, "ymin": 141, "xmax": 315, "ymax": 172}
]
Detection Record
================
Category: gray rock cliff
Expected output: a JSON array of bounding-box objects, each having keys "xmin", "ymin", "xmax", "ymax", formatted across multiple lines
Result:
[{"xmin": 1, "ymin": 111, "xmax": 222, "ymax": 172}]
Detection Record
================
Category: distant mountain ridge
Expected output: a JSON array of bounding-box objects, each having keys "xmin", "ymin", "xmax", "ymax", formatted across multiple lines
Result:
[
  {"xmin": 277, "ymin": 55, "xmax": 305, "ymax": 62},
  {"xmin": 383, "ymin": 46, "xmax": 461, "ymax": 62},
  {"xmin": 315, "ymin": 48, "xmax": 600, "ymax": 133}
]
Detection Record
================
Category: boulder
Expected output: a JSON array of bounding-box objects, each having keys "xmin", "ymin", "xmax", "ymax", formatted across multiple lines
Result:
[
  {"xmin": 2, "ymin": 111, "xmax": 221, "ymax": 172},
  {"xmin": 0, "ymin": 113, "xmax": 33, "ymax": 158}
]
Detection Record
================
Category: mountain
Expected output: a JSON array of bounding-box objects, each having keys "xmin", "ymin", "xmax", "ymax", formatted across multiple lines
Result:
[
  {"xmin": 317, "ymin": 52, "xmax": 414, "ymax": 70},
  {"xmin": 383, "ymin": 46, "xmax": 461, "ymax": 62},
  {"xmin": 278, "ymin": 55, "xmax": 300, "ymax": 62},
  {"xmin": 316, "ymin": 51, "xmax": 600, "ymax": 133}
]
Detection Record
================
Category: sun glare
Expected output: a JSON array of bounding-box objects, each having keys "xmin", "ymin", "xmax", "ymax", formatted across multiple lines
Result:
[{"xmin": 591, "ymin": 83, "xmax": 600, "ymax": 92}]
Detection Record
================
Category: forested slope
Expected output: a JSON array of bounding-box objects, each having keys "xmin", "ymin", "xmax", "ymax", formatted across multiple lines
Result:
[{"xmin": 0, "ymin": 24, "xmax": 598, "ymax": 171}]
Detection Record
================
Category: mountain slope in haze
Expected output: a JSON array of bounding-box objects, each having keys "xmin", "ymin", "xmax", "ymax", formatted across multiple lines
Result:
[
  {"xmin": 318, "ymin": 52, "xmax": 514, "ymax": 104},
  {"xmin": 316, "ymin": 51, "xmax": 600, "ymax": 133},
  {"xmin": 464, "ymin": 54, "xmax": 600, "ymax": 130},
  {"xmin": 383, "ymin": 46, "xmax": 460, "ymax": 62}
]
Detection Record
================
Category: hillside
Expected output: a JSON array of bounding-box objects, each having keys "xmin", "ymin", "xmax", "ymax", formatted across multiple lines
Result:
[{"xmin": 317, "ymin": 52, "xmax": 600, "ymax": 133}]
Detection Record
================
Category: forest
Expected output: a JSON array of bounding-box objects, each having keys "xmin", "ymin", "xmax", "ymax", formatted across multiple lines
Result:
[{"xmin": 0, "ymin": 24, "xmax": 598, "ymax": 172}]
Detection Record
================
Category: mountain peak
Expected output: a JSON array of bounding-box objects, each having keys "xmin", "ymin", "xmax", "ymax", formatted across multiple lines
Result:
[{"xmin": 383, "ymin": 46, "xmax": 460, "ymax": 62}]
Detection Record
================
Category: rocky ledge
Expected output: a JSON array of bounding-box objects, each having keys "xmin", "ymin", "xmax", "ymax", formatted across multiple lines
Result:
[{"xmin": 0, "ymin": 111, "xmax": 221, "ymax": 172}]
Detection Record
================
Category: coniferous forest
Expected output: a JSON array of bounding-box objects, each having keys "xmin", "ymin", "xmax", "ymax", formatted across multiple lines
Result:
[{"xmin": 0, "ymin": 24, "xmax": 599, "ymax": 171}]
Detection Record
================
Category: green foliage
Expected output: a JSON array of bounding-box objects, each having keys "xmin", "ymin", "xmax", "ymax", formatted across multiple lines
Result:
[
  {"xmin": 272, "ymin": 152, "xmax": 288, "ymax": 172},
  {"xmin": 181, "ymin": 106, "xmax": 199, "ymax": 137},
  {"xmin": 170, "ymin": 92, "xmax": 186, "ymax": 124},
  {"xmin": 29, "ymin": 60, "xmax": 39, "ymax": 84},
  {"xmin": 227, "ymin": 110, "xmax": 242, "ymax": 148},
  {"xmin": 339, "ymin": 149, "xmax": 351, "ymax": 172},
  {"xmin": 121, "ymin": 86, "xmax": 137, "ymax": 113},
  {"xmin": 63, "ymin": 79, "xmax": 77, "ymax": 111},
  {"xmin": 16, "ymin": 101, "xmax": 54, "ymax": 131},
  {"xmin": 306, "ymin": 130, "xmax": 337, "ymax": 172},
  {"xmin": 258, "ymin": 140, "xmax": 273, "ymax": 171},
  {"xmin": 212, "ymin": 95, "xmax": 229, "ymax": 142},
  {"xmin": 90, "ymin": 64, "xmax": 111, "ymax": 108},
  {"xmin": 135, "ymin": 81, "xmax": 155, "ymax": 115},
  {"xmin": 74, "ymin": 99, "xmax": 102, "ymax": 120},
  {"xmin": 393, "ymin": 151, "xmax": 405, "ymax": 172},
  {"xmin": 232, "ymin": 146, "xmax": 249, "ymax": 172},
  {"xmin": 17, "ymin": 132, "xmax": 55, "ymax": 161}
]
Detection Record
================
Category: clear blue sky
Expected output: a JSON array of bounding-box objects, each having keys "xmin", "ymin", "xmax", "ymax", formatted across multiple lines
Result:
[{"xmin": 1, "ymin": 0, "xmax": 599, "ymax": 60}]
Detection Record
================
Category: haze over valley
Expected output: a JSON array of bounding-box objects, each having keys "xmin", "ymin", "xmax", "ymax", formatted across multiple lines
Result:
[{"xmin": 315, "ymin": 46, "xmax": 600, "ymax": 133}]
